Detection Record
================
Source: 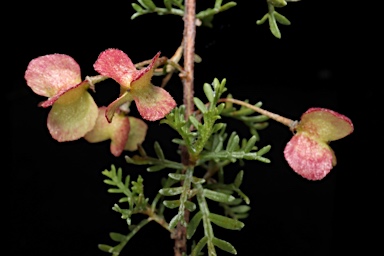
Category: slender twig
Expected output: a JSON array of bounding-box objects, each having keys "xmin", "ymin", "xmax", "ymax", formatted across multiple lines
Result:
[
  {"xmin": 134, "ymin": 56, "xmax": 168, "ymax": 69},
  {"xmin": 219, "ymin": 98, "xmax": 298, "ymax": 132}
]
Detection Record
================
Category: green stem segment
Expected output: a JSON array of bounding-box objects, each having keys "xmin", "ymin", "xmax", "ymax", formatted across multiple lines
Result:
[
  {"xmin": 196, "ymin": 183, "xmax": 216, "ymax": 255},
  {"xmin": 112, "ymin": 219, "xmax": 150, "ymax": 254},
  {"xmin": 145, "ymin": 207, "xmax": 171, "ymax": 231}
]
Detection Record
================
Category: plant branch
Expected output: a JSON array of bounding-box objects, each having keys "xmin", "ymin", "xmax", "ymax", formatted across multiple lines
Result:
[
  {"xmin": 219, "ymin": 98, "xmax": 298, "ymax": 132},
  {"xmin": 143, "ymin": 206, "xmax": 171, "ymax": 232},
  {"xmin": 173, "ymin": 0, "xmax": 197, "ymax": 255},
  {"xmin": 182, "ymin": 0, "xmax": 196, "ymax": 119}
]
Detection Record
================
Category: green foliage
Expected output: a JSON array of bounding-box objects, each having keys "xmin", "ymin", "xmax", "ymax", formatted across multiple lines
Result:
[
  {"xmin": 210, "ymin": 170, "xmax": 252, "ymax": 219},
  {"xmin": 102, "ymin": 165, "xmax": 148, "ymax": 225},
  {"xmin": 189, "ymin": 183, "xmax": 241, "ymax": 255},
  {"xmin": 131, "ymin": 0, "xmax": 237, "ymax": 27},
  {"xmin": 99, "ymin": 77, "xmax": 272, "ymax": 255},
  {"xmin": 162, "ymin": 78, "xmax": 228, "ymax": 161},
  {"xmin": 125, "ymin": 141, "xmax": 184, "ymax": 172},
  {"xmin": 195, "ymin": 1, "xmax": 237, "ymax": 27},
  {"xmin": 221, "ymin": 96, "xmax": 270, "ymax": 141},
  {"xmin": 99, "ymin": 166, "xmax": 154, "ymax": 255},
  {"xmin": 257, "ymin": 0, "xmax": 295, "ymax": 38},
  {"xmin": 98, "ymin": 219, "xmax": 150, "ymax": 256}
]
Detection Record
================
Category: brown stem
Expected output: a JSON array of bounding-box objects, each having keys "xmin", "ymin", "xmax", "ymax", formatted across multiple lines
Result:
[
  {"xmin": 219, "ymin": 98, "xmax": 298, "ymax": 132},
  {"xmin": 182, "ymin": 0, "xmax": 196, "ymax": 119},
  {"xmin": 173, "ymin": 0, "xmax": 196, "ymax": 256}
]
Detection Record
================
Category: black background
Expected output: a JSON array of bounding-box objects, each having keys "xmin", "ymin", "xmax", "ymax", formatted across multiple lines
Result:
[{"xmin": 7, "ymin": 1, "xmax": 382, "ymax": 256}]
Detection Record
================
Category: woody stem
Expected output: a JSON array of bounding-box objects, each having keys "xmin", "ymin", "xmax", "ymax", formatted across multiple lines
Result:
[{"xmin": 174, "ymin": 0, "xmax": 196, "ymax": 255}]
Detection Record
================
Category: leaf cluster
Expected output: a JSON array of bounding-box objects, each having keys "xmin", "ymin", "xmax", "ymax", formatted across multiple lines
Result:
[
  {"xmin": 98, "ymin": 165, "xmax": 151, "ymax": 255},
  {"xmin": 101, "ymin": 165, "xmax": 148, "ymax": 225},
  {"xmin": 131, "ymin": 0, "xmax": 237, "ymax": 27},
  {"xmin": 257, "ymin": 0, "xmax": 300, "ymax": 38}
]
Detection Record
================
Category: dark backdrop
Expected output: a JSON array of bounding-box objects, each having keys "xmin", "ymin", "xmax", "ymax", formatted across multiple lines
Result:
[{"xmin": 8, "ymin": 1, "xmax": 382, "ymax": 256}]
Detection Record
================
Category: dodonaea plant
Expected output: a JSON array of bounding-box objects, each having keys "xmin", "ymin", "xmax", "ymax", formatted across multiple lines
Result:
[{"xmin": 23, "ymin": 1, "xmax": 353, "ymax": 255}]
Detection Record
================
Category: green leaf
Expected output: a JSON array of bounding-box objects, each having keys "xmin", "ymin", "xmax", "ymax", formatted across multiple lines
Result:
[
  {"xmin": 194, "ymin": 97, "xmax": 207, "ymax": 113},
  {"xmin": 163, "ymin": 200, "xmax": 181, "ymax": 209},
  {"xmin": 103, "ymin": 179, "xmax": 116, "ymax": 185},
  {"xmin": 226, "ymin": 132, "xmax": 239, "ymax": 151},
  {"xmin": 234, "ymin": 170, "xmax": 244, "ymax": 188},
  {"xmin": 253, "ymin": 122, "xmax": 269, "ymax": 130},
  {"xmin": 117, "ymin": 167, "xmax": 122, "ymax": 182},
  {"xmin": 118, "ymin": 197, "xmax": 129, "ymax": 203},
  {"xmin": 147, "ymin": 165, "xmax": 166, "ymax": 172},
  {"xmin": 101, "ymin": 169, "xmax": 111, "ymax": 178},
  {"xmin": 214, "ymin": 0, "xmax": 223, "ymax": 9},
  {"xmin": 274, "ymin": 11, "xmax": 291, "ymax": 25},
  {"xmin": 159, "ymin": 187, "xmax": 184, "ymax": 196},
  {"xmin": 226, "ymin": 198, "xmax": 243, "ymax": 205},
  {"xmin": 209, "ymin": 213, "xmax": 245, "ymax": 230},
  {"xmin": 185, "ymin": 200, "xmax": 196, "ymax": 212},
  {"xmin": 98, "ymin": 244, "xmax": 114, "ymax": 253},
  {"xmin": 212, "ymin": 237, "xmax": 237, "ymax": 255},
  {"xmin": 203, "ymin": 83, "xmax": 214, "ymax": 103},
  {"xmin": 189, "ymin": 115, "xmax": 201, "ymax": 130},
  {"xmin": 220, "ymin": 2, "xmax": 237, "ymax": 12},
  {"xmin": 132, "ymin": 3, "xmax": 144, "ymax": 12},
  {"xmin": 109, "ymin": 232, "xmax": 126, "ymax": 242},
  {"xmin": 187, "ymin": 211, "xmax": 202, "ymax": 239},
  {"xmin": 234, "ymin": 213, "xmax": 249, "ymax": 219},
  {"xmin": 215, "ymin": 188, "xmax": 233, "ymax": 195},
  {"xmin": 268, "ymin": 0, "xmax": 287, "ymax": 8},
  {"xmin": 204, "ymin": 189, "xmax": 235, "ymax": 203},
  {"xmin": 131, "ymin": 12, "xmax": 143, "ymax": 20},
  {"xmin": 257, "ymin": 145, "xmax": 271, "ymax": 156},
  {"xmin": 154, "ymin": 141, "xmax": 165, "ymax": 160},
  {"xmin": 268, "ymin": 13, "xmax": 281, "ymax": 38},
  {"xmin": 191, "ymin": 177, "xmax": 206, "ymax": 184},
  {"xmin": 168, "ymin": 173, "xmax": 185, "ymax": 180},
  {"xmin": 169, "ymin": 214, "xmax": 180, "ymax": 229},
  {"xmin": 138, "ymin": 0, "xmax": 156, "ymax": 10},
  {"xmin": 256, "ymin": 13, "xmax": 269, "ymax": 25},
  {"xmin": 211, "ymin": 123, "xmax": 225, "ymax": 134},
  {"xmin": 124, "ymin": 175, "xmax": 131, "ymax": 187},
  {"xmin": 231, "ymin": 205, "xmax": 251, "ymax": 213},
  {"xmin": 164, "ymin": 0, "xmax": 172, "ymax": 10},
  {"xmin": 191, "ymin": 236, "xmax": 208, "ymax": 256},
  {"xmin": 216, "ymin": 103, "xmax": 225, "ymax": 114},
  {"xmin": 172, "ymin": 138, "xmax": 186, "ymax": 145},
  {"xmin": 255, "ymin": 155, "xmax": 270, "ymax": 163},
  {"xmin": 243, "ymin": 136, "xmax": 257, "ymax": 152},
  {"xmin": 194, "ymin": 54, "xmax": 202, "ymax": 63},
  {"xmin": 235, "ymin": 189, "xmax": 250, "ymax": 205},
  {"xmin": 108, "ymin": 188, "xmax": 122, "ymax": 193}
]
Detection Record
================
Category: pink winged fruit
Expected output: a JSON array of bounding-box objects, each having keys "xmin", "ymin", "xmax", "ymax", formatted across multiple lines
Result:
[
  {"xmin": 84, "ymin": 107, "xmax": 147, "ymax": 157},
  {"xmin": 284, "ymin": 108, "xmax": 354, "ymax": 180},
  {"xmin": 24, "ymin": 54, "xmax": 98, "ymax": 142},
  {"xmin": 93, "ymin": 48, "xmax": 176, "ymax": 122}
]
